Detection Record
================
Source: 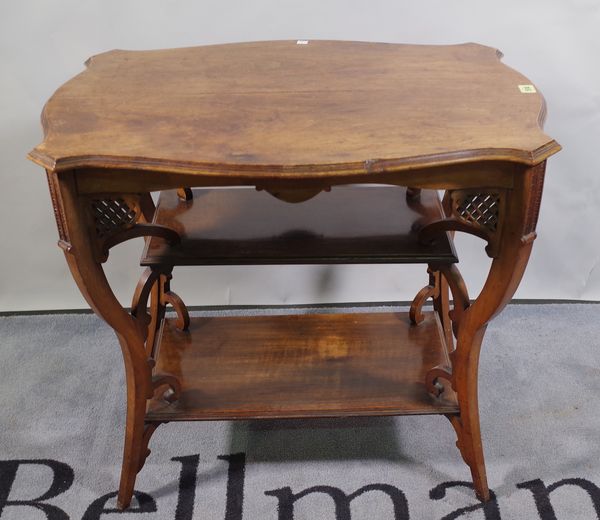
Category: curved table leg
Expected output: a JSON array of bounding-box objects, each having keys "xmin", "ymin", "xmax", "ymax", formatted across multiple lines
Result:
[
  {"xmin": 415, "ymin": 163, "xmax": 545, "ymax": 500},
  {"xmin": 50, "ymin": 170, "xmax": 181, "ymax": 509},
  {"xmin": 49, "ymin": 162, "xmax": 544, "ymax": 507},
  {"xmin": 454, "ymin": 164, "xmax": 544, "ymax": 500}
]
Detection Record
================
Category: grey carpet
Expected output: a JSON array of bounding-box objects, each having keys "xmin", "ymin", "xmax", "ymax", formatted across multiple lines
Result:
[{"xmin": 1, "ymin": 304, "xmax": 599, "ymax": 519}]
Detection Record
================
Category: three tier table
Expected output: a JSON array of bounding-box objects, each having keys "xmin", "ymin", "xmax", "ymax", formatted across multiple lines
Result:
[{"xmin": 28, "ymin": 40, "xmax": 561, "ymax": 509}]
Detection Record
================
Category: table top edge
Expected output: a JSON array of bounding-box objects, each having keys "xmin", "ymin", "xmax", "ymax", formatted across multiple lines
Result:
[{"xmin": 28, "ymin": 139, "xmax": 562, "ymax": 177}]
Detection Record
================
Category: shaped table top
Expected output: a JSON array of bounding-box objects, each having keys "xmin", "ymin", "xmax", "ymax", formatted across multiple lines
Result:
[{"xmin": 29, "ymin": 40, "xmax": 560, "ymax": 178}]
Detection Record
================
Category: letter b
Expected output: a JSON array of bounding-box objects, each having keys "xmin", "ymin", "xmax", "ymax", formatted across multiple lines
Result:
[{"xmin": 0, "ymin": 459, "xmax": 73, "ymax": 519}]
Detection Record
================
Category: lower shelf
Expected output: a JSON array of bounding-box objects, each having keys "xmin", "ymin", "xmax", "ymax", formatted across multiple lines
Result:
[{"xmin": 146, "ymin": 311, "xmax": 458, "ymax": 422}]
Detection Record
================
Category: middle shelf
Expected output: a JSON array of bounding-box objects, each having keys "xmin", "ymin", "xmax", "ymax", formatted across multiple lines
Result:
[{"xmin": 141, "ymin": 185, "xmax": 457, "ymax": 266}]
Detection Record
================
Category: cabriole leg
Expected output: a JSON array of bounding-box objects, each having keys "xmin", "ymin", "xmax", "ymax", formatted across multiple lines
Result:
[
  {"xmin": 49, "ymin": 170, "xmax": 182, "ymax": 509},
  {"xmin": 419, "ymin": 163, "xmax": 546, "ymax": 501}
]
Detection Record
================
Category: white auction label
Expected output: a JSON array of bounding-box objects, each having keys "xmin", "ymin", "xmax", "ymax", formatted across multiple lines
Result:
[{"xmin": 518, "ymin": 84, "xmax": 537, "ymax": 93}]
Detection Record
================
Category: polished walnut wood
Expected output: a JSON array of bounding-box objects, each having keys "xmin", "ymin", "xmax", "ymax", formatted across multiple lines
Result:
[
  {"xmin": 147, "ymin": 312, "xmax": 458, "ymax": 421},
  {"xmin": 29, "ymin": 41, "xmax": 559, "ymax": 177},
  {"xmin": 29, "ymin": 40, "xmax": 561, "ymax": 509},
  {"xmin": 142, "ymin": 186, "xmax": 457, "ymax": 266}
]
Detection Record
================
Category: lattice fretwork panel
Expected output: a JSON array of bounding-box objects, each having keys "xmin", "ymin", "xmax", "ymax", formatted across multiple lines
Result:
[
  {"xmin": 91, "ymin": 198, "xmax": 138, "ymax": 238},
  {"xmin": 456, "ymin": 193, "xmax": 500, "ymax": 232}
]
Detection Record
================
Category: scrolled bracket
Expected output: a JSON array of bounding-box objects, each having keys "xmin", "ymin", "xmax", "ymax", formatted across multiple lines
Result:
[
  {"xmin": 163, "ymin": 290, "xmax": 190, "ymax": 331},
  {"xmin": 436, "ymin": 264, "xmax": 471, "ymax": 338},
  {"xmin": 405, "ymin": 187, "xmax": 445, "ymax": 222},
  {"xmin": 410, "ymin": 263, "xmax": 469, "ymax": 339},
  {"xmin": 131, "ymin": 267, "xmax": 161, "ymax": 342},
  {"xmin": 409, "ymin": 285, "xmax": 437, "ymax": 325},
  {"xmin": 101, "ymin": 223, "xmax": 180, "ymax": 261},
  {"xmin": 85, "ymin": 194, "xmax": 180, "ymax": 262},
  {"xmin": 425, "ymin": 365, "xmax": 454, "ymax": 397},
  {"xmin": 409, "ymin": 268, "xmax": 439, "ymax": 325},
  {"xmin": 150, "ymin": 374, "xmax": 182, "ymax": 404},
  {"xmin": 418, "ymin": 189, "xmax": 506, "ymax": 258},
  {"xmin": 131, "ymin": 266, "xmax": 190, "ymax": 360},
  {"xmin": 177, "ymin": 187, "xmax": 193, "ymax": 201}
]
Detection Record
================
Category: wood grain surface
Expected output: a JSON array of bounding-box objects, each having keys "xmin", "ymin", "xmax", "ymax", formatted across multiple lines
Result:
[
  {"xmin": 29, "ymin": 40, "xmax": 560, "ymax": 177},
  {"xmin": 147, "ymin": 311, "xmax": 458, "ymax": 421}
]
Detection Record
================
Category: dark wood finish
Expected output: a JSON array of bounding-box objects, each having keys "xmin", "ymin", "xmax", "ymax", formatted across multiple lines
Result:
[
  {"xmin": 147, "ymin": 312, "xmax": 458, "ymax": 421},
  {"xmin": 142, "ymin": 186, "xmax": 457, "ymax": 266},
  {"xmin": 29, "ymin": 41, "xmax": 561, "ymax": 509},
  {"xmin": 28, "ymin": 41, "xmax": 559, "ymax": 177}
]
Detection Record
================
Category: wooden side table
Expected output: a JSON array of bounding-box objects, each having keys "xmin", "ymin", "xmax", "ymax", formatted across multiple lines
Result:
[{"xmin": 28, "ymin": 40, "xmax": 561, "ymax": 509}]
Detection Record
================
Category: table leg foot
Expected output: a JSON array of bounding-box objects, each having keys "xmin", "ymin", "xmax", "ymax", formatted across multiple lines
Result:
[
  {"xmin": 448, "ymin": 415, "xmax": 490, "ymax": 501},
  {"xmin": 428, "ymin": 166, "xmax": 545, "ymax": 502},
  {"xmin": 117, "ymin": 388, "xmax": 148, "ymax": 510},
  {"xmin": 117, "ymin": 407, "xmax": 168, "ymax": 509}
]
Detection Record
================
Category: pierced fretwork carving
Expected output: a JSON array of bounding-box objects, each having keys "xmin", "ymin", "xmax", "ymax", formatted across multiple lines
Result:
[
  {"xmin": 455, "ymin": 193, "xmax": 500, "ymax": 232},
  {"xmin": 86, "ymin": 194, "xmax": 180, "ymax": 262},
  {"xmin": 91, "ymin": 198, "xmax": 138, "ymax": 238},
  {"xmin": 418, "ymin": 189, "xmax": 506, "ymax": 258},
  {"xmin": 450, "ymin": 189, "xmax": 505, "ymax": 257}
]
